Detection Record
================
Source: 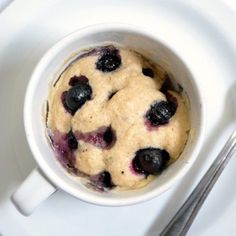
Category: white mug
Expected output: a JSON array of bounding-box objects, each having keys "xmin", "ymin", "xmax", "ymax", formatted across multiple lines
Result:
[{"xmin": 11, "ymin": 23, "xmax": 205, "ymax": 216}]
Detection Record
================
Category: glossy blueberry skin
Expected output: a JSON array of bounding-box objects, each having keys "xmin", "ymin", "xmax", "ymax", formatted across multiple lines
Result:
[
  {"xmin": 132, "ymin": 148, "xmax": 170, "ymax": 175},
  {"xmin": 64, "ymin": 82, "xmax": 92, "ymax": 115},
  {"xmin": 96, "ymin": 47, "xmax": 121, "ymax": 72},
  {"xmin": 146, "ymin": 100, "xmax": 177, "ymax": 126}
]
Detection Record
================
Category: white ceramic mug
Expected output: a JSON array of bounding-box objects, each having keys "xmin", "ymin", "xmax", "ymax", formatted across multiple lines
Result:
[{"xmin": 11, "ymin": 23, "xmax": 205, "ymax": 216}]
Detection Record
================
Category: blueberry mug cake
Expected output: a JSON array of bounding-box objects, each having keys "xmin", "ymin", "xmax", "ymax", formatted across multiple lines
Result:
[{"xmin": 46, "ymin": 45, "xmax": 190, "ymax": 191}]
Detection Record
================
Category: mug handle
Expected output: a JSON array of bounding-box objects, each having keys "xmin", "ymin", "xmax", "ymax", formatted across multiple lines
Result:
[{"xmin": 11, "ymin": 168, "xmax": 57, "ymax": 216}]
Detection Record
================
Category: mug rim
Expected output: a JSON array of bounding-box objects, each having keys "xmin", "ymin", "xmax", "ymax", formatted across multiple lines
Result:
[{"xmin": 24, "ymin": 23, "xmax": 205, "ymax": 206}]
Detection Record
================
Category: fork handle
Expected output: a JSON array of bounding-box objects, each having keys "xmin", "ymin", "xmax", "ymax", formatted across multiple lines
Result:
[{"xmin": 160, "ymin": 129, "xmax": 236, "ymax": 236}]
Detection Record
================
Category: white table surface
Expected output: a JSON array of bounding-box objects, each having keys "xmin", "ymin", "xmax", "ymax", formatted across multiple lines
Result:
[{"xmin": 1, "ymin": 0, "xmax": 236, "ymax": 236}]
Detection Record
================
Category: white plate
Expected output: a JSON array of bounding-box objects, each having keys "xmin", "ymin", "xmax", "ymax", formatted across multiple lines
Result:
[{"xmin": 1, "ymin": 0, "xmax": 236, "ymax": 235}]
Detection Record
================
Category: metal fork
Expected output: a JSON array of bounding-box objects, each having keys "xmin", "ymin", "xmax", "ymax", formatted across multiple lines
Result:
[{"xmin": 160, "ymin": 129, "xmax": 236, "ymax": 236}]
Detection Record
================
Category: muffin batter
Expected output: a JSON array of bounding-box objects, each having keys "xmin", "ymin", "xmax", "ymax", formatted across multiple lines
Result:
[{"xmin": 47, "ymin": 45, "xmax": 190, "ymax": 191}]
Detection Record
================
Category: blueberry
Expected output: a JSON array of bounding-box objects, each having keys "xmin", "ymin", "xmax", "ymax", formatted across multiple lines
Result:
[
  {"xmin": 67, "ymin": 130, "xmax": 78, "ymax": 150},
  {"xmin": 90, "ymin": 171, "xmax": 114, "ymax": 189},
  {"xmin": 103, "ymin": 126, "xmax": 115, "ymax": 145},
  {"xmin": 96, "ymin": 48, "xmax": 121, "ymax": 72},
  {"xmin": 132, "ymin": 148, "xmax": 170, "ymax": 175},
  {"xmin": 99, "ymin": 171, "xmax": 113, "ymax": 188},
  {"xmin": 64, "ymin": 82, "xmax": 92, "ymax": 114},
  {"xmin": 142, "ymin": 68, "xmax": 154, "ymax": 78},
  {"xmin": 146, "ymin": 100, "xmax": 177, "ymax": 126},
  {"xmin": 69, "ymin": 75, "xmax": 88, "ymax": 86}
]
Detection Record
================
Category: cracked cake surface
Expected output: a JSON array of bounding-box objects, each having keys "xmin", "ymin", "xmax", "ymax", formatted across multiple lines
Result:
[{"xmin": 46, "ymin": 45, "xmax": 190, "ymax": 191}]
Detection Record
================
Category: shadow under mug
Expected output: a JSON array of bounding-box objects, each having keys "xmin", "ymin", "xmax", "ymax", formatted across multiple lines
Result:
[{"xmin": 11, "ymin": 23, "xmax": 205, "ymax": 216}]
